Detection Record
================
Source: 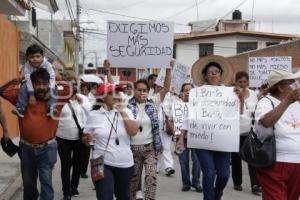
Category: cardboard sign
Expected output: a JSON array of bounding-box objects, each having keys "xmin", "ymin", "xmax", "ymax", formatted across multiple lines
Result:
[
  {"xmin": 107, "ymin": 21, "xmax": 174, "ymax": 68},
  {"xmin": 172, "ymin": 102, "xmax": 188, "ymax": 135},
  {"xmin": 187, "ymin": 85, "xmax": 240, "ymax": 152},
  {"xmin": 248, "ymin": 56, "xmax": 292, "ymax": 87},
  {"xmin": 171, "ymin": 62, "xmax": 189, "ymax": 94}
]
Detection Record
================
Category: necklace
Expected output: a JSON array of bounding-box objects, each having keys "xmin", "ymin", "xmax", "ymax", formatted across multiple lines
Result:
[{"xmin": 104, "ymin": 112, "xmax": 119, "ymax": 145}]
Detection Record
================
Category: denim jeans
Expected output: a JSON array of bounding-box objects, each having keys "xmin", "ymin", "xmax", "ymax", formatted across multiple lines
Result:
[
  {"xmin": 16, "ymin": 83, "xmax": 57, "ymax": 111},
  {"xmin": 94, "ymin": 165, "xmax": 134, "ymax": 200},
  {"xmin": 20, "ymin": 142, "xmax": 57, "ymax": 200},
  {"xmin": 178, "ymin": 147, "xmax": 201, "ymax": 187},
  {"xmin": 195, "ymin": 149, "xmax": 230, "ymax": 200}
]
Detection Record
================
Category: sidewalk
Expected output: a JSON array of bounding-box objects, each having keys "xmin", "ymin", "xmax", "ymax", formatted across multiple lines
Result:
[{"xmin": 0, "ymin": 149, "xmax": 21, "ymax": 200}]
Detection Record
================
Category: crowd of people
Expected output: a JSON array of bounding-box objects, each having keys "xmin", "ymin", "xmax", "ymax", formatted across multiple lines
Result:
[{"xmin": 0, "ymin": 43, "xmax": 300, "ymax": 200}]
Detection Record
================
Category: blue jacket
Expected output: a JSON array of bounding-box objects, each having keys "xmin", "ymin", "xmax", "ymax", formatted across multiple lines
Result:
[{"xmin": 127, "ymin": 97, "xmax": 162, "ymax": 154}]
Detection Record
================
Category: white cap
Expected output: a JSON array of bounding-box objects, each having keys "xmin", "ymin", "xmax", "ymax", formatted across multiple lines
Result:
[{"xmin": 267, "ymin": 69, "xmax": 300, "ymax": 89}]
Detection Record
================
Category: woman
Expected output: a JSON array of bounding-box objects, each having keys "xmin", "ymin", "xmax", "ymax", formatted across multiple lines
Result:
[
  {"xmin": 176, "ymin": 83, "xmax": 202, "ymax": 192},
  {"xmin": 128, "ymin": 64, "xmax": 172, "ymax": 200},
  {"xmin": 82, "ymin": 83, "xmax": 138, "ymax": 200},
  {"xmin": 56, "ymin": 77, "xmax": 91, "ymax": 200},
  {"xmin": 231, "ymin": 71, "xmax": 261, "ymax": 195},
  {"xmin": 255, "ymin": 69, "xmax": 300, "ymax": 200},
  {"xmin": 178, "ymin": 61, "xmax": 242, "ymax": 200}
]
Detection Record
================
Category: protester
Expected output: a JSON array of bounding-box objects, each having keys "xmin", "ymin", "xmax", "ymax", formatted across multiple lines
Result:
[
  {"xmin": 178, "ymin": 61, "xmax": 243, "ymax": 200},
  {"xmin": 128, "ymin": 62, "xmax": 173, "ymax": 200},
  {"xmin": 255, "ymin": 69, "xmax": 300, "ymax": 200},
  {"xmin": 231, "ymin": 71, "xmax": 261, "ymax": 195},
  {"xmin": 176, "ymin": 83, "xmax": 202, "ymax": 192},
  {"xmin": 88, "ymin": 82, "xmax": 98, "ymax": 105},
  {"xmin": 56, "ymin": 77, "xmax": 91, "ymax": 200},
  {"xmin": 82, "ymin": 83, "xmax": 138, "ymax": 200},
  {"xmin": 1, "ymin": 68, "xmax": 70, "ymax": 200},
  {"xmin": 79, "ymin": 81, "xmax": 93, "ymax": 179},
  {"xmin": 147, "ymin": 74, "xmax": 158, "ymax": 97},
  {"xmin": 12, "ymin": 44, "xmax": 56, "ymax": 117}
]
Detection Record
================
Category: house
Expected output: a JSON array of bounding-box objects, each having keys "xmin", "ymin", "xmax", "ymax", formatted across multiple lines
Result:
[{"xmin": 174, "ymin": 10, "xmax": 299, "ymax": 68}]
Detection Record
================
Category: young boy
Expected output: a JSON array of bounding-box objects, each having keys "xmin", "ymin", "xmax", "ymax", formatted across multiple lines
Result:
[{"xmin": 12, "ymin": 44, "xmax": 56, "ymax": 117}]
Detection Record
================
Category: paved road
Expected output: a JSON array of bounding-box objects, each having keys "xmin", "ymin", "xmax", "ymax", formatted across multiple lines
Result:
[{"xmin": 11, "ymin": 151, "xmax": 261, "ymax": 200}]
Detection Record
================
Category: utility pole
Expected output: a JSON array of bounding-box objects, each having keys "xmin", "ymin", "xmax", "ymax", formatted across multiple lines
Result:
[{"xmin": 74, "ymin": 0, "xmax": 80, "ymax": 76}]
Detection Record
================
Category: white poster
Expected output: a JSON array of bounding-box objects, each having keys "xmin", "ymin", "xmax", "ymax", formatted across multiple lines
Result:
[
  {"xmin": 171, "ymin": 62, "xmax": 189, "ymax": 94},
  {"xmin": 248, "ymin": 56, "xmax": 292, "ymax": 87},
  {"xmin": 187, "ymin": 85, "xmax": 240, "ymax": 152},
  {"xmin": 107, "ymin": 21, "xmax": 174, "ymax": 68},
  {"xmin": 172, "ymin": 102, "xmax": 189, "ymax": 135},
  {"xmin": 155, "ymin": 68, "xmax": 166, "ymax": 87}
]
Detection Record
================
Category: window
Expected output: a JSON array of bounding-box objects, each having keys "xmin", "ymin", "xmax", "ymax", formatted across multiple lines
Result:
[
  {"xmin": 199, "ymin": 43, "xmax": 214, "ymax": 57},
  {"xmin": 236, "ymin": 42, "xmax": 257, "ymax": 54},
  {"xmin": 266, "ymin": 42, "xmax": 279, "ymax": 47}
]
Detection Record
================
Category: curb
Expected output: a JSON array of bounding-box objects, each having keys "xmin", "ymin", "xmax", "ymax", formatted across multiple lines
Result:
[{"xmin": 0, "ymin": 170, "xmax": 22, "ymax": 200}]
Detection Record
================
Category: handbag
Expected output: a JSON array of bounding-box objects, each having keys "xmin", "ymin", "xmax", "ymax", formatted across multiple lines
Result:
[
  {"xmin": 240, "ymin": 96, "xmax": 276, "ymax": 167},
  {"xmin": 162, "ymin": 108, "xmax": 174, "ymax": 136},
  {"xmin": 68, "ymin": 102, "xmax": 83, "ymax": 138},
  {"xmin": 90, "ymin": 112, "xmax": 116, "ymax": 182}
]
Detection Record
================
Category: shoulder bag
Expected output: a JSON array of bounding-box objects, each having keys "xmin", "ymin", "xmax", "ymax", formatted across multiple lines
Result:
[
  {"xmin": 240, "ymin": 96, "xmax": 276, "ymax": 167},
  {"xmin": 68, "ymin": 102, "xmax": 83, "ymax": 138}
]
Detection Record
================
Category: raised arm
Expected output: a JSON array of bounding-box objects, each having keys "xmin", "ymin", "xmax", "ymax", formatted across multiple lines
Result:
[
  {"xmin": 159, "ymin": 60, "xmax": 174, "ymax": 102},
  {"xmin": 103, "ymin": 60, "xmax": 114, "ymax": 83}
]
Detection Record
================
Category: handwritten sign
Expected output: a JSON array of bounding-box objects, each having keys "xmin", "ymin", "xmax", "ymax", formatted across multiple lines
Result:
[
  {"xmin": 155, "ymin": 69, "xmax": 166, "ymax": 87},
  {"xmin": 172, "ymin": 102, "xmax": 188, "ymax": 135},
  {"xmin": 187, "ymin": 85, "xmax": 240, "ymax": 152},
  {"xmin": 248, "ymin": 56, "xmax": 292, "ymax": 87},
  {"xmin": 171, "ymin": 62, "xmax": 189, "ymax": 94},
  {"xmin": 107, "ymin": 21, "xmax": 174, "ymax": 68}
]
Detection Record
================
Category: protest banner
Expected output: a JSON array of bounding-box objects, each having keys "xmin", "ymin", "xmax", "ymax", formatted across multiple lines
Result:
[
  {"xmin": 171, "ymin": 62, "xmax": 189, "ymax": 94},
  {"xmin": 187, "ymin": 85, "xmax": 240, "ymax": 152},
  {"xmin": 172, "ymin": 102, "xmax": 188, "ymax": 135},
  {"xmin": 107, "ymin": 21, "xmax": 174, "ymax": 68},
  {"xmin": 248, "ymin": 56, "xmax": 292, "ymax": 87},
  {"xmin": 155, "ymin": 69, "xmax": 166, "ymax": 87}
]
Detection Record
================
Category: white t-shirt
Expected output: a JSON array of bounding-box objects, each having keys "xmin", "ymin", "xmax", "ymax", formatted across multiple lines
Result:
[
  {"xmin": 240, "ymin": 89, "xmax": 258, "ymax": 134},
  {"xmin": 130, "ymin": 103, "xmax": 153, "ymax": 145},
  {"xmin": 255, "ymin": 95, "xmax": 300, "ymax": 163},
  {"xmin": 56, "ymin": 95, "xmax": 91, "ymax": 140},
  {"xmin": 88, "ymin": 92, "xmax": 96, "ymax": 105},
  {"xmin": 84, "ymin": 107, "xmax": 135, "ymax": 168}
]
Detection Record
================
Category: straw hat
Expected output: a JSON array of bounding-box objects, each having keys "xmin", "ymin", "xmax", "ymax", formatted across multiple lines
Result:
[{"xmin": 191, "ymin": 55, "xmax": 233, "ymax": 86}]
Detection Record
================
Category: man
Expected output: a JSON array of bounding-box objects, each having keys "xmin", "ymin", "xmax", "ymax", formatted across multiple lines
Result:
[
  {"xmin": 147, "ymin": 74, "xmax": 157, "ymax": 97},
  {"xmin": 2, "ymin": 68, "xmax": 70, "ymax": 200}
]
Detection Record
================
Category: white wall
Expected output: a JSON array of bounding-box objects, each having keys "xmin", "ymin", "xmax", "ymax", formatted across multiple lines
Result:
[{"xmin": 175, "ymin": 35, "xmax": 283, "ymax": 67}]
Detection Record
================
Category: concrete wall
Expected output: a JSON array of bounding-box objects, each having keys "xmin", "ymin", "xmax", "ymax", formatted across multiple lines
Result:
[
  {"xmin": 0, "ymin": 15, "xmax": 20, "ymax": 138},
  {"xmin": 175, "ymin": 35, "xmax": 284, "ymax": 68}
]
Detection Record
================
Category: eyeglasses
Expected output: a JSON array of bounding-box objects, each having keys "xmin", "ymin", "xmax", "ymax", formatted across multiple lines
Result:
[{"xmin": 206, "ymin": 70, "xmax": 221, "ymax": 75}]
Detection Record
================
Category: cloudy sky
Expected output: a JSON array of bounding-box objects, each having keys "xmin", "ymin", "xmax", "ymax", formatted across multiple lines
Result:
[{"xmin": 40, "ymin": 0, "xmax": 300, "ymax": 66}]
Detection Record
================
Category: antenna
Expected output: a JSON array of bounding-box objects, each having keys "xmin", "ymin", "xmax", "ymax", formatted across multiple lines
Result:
[
  {"xmin": 251, "ymin": 0, "xmax": 254, "ymax": 20},
  {"xmin": 195, "ymin": 0, "xmax": 199, "ymax": 21}
]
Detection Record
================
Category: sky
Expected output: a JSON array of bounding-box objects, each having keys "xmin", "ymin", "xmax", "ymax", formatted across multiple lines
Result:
[{"xmin": 38, "ymin": 0, "xmax": 300, "ymax": 66}]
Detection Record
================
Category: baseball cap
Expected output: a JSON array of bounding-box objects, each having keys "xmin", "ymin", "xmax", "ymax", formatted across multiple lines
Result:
[
  {"xmin": 267, "ymin": 69, "xmax": 300, "ymax": 90},
  {"xmin": 96, "ymin": 83, "xmax": 123, "ymax": 96}
]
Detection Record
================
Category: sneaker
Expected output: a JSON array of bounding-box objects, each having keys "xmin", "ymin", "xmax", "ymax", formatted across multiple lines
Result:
[
  {"xmin": 81, "ymin": 173, "xmax": 88, "ymax": 179},
  {"xmin": 11, "ymin": 108, "xmax": 24, "ymax": 118},
  {"xmin": 165, "ymin": 167, "xmax": 175, "ymax": 176},
  {"xmin": 234, "ymin": 185, "xmax": 243, "ymax": 191},
  {"xmin": 191, "ymin": 184, "xmax": 203, "ymax": 193},
  {"xmin": 47, "ymin": 108, "xmax": 58, "ymax": 117},
  {"xmin": 136, "ymin": 190, "xmax": 143, "ymax": 200},
  {"xmin": 71, "ymin": 189, "xmax": 79, "ymax": 197},
  {"xmin": 251, "ymin": 185, "xmax": 262, "ymax": 195},
  {"xmin": 181, "ymin": 185, "xmax": 190, "ymax": 192}
]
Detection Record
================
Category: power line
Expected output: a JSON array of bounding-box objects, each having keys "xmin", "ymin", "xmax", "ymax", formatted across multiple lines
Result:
[
  {"xmin": 112, "ymin": 0, "xmax": 148, "ymax": 11},
  {"xmin": 166, "ymin": 0, "xmax": 206, "ymax": 20},
  {"xmin": 65, "ymin": 0, "xmax": 75, "ymax": 21}
]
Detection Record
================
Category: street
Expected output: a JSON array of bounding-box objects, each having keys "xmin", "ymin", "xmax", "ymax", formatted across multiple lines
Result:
[{"xmin": 11, "ymin": 152, "xmax": 261, "ymax": 200}]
